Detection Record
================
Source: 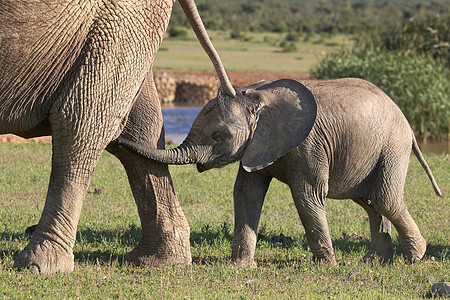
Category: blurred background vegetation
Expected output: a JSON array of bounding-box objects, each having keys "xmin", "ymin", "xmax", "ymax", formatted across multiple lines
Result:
[
  {"xmin": 165, "ymin": 0, "xmax": 449, "ymax": 140},
  {"xmin": 169, "ymin": 0, "xmax": 449, "ymax": 36},
  {"xmin": 311, "ymin": 14, "xmax": 449, "ymax": 140}
]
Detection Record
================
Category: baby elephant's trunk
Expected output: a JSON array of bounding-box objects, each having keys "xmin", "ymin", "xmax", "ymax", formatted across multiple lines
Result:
[{"xmin": 116, "ymin": 138, "xmax": 199, "ymax": 165}]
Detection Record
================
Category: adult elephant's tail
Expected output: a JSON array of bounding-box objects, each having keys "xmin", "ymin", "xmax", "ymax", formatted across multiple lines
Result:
[
  {"xmin": 412, "ymin": 133, "xmax": 443, "ymax": 197},
  {"xmin": 179, "ymin": 0, "xmax": 236, "ymax": 97}
]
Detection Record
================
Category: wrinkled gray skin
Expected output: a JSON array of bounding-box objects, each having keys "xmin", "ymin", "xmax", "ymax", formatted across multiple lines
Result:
[
  {"xmin": 0, "ymin": 0, "xmax": 235, "ymax": 274},
  {"xmin": 118, "ymin": 78, "xmax": 442, "ymax": 265}
]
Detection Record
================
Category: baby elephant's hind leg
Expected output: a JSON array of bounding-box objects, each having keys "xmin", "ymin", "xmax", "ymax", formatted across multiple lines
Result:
[
  {"xmin": 371, "ymin": 154, "xmax": 426, "ymax": 263},
  {"xmin": 354, "ymin": 198, "xmax": 393, "ymax": 263}
]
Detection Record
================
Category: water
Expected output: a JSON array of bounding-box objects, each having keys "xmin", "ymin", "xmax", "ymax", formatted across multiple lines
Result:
[
  {"xmin": 417, "ymin": 139, "xmax": 449, "ymax": 155},
  {"xmin": 162, "ymin": 106, "xmax": 202, "ymax": 144},
  {"xmin": 162, "ymin": 106, "xmax": 449, "ymax": 154}
]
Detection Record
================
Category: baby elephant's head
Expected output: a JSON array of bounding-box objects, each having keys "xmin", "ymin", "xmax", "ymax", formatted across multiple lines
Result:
[{"xmin": 118, "ymin": 79, "xmax": 317, "ymax": 173}]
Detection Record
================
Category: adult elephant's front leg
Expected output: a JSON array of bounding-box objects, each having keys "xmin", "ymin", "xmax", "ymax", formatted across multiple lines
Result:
[
  {"xmin": 13, "ymin": 40, "xmax": 150, "ymax": 273},
  {"xmin": 13, "ymin": 143, "xmax": 98, "ymax": 273},
  {"xmin": 13, "ymin": 89, "xmax": 120, "ymax": 274},
  {"xmin": 107, "ymin": 73, "xmax": 191, "ymax": 267}
]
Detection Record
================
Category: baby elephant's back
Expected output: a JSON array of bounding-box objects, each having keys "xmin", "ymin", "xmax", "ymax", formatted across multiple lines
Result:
[{"xmin": 299, "ymin": 78, "xmax": 413, "ymax": 198}]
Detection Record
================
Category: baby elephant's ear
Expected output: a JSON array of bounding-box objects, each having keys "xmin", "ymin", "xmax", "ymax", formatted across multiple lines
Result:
[{"xmin": 242, "ymin": 79, "xmax": 317, "ymax": 172}]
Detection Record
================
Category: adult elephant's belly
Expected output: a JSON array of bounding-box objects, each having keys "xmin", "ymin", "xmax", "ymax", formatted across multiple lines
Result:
[
  {"xmin": 0, "ymin": 99, "xmax": 52, "ymax": 137},
  {"xmin": 0, "ymin": 1, "xmax": 94, "ymax": 134}
]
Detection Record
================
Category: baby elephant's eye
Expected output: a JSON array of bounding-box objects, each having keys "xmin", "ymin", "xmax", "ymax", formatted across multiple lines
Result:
[{"xmin": 212, "ymin": 131, "xmax": 225, "ymax": 141}]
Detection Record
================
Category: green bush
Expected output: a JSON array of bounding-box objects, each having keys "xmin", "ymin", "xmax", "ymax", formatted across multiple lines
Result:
[
  {"xmin": 285, "ymin": 32, "xmax": 300, "ymax": 42},
  {"xmin": 169, "ymin": 0, "xmax": 450, "ymax": 36},
  {"xmin": 311, "ymin": 50, "xmax": 449, "ymax": 139},
  {"xmin": 357, "ymin": 15, "xmax": 450, "ymax": 66},
  {"xmin": 230, "ymin": 28, "xmax": 252, "ymax": 41},
  {"xmin": 280, "ymin": 41, "xmax": 298, "ymax": 53},
  {"xmin": 168, "ymin": 26, "xmax": 188, "ymax": 38}
]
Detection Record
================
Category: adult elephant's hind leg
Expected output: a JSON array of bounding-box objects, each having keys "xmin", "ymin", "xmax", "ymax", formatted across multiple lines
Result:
[
  {"xmin": 107, "ymin": 74, "xmax": 191, "ymax": 267},
  {"xmin": 353, "ymin": 198, "xmax": 393, "ymax": 263},
  {"xmin": 112, "ymin": 154, "xmax": 191, "ymax": 267}
]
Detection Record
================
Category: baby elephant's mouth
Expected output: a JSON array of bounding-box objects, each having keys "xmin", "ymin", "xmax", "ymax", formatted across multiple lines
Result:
[
  {"xmin": 196, "ymin": 163, "xmax": 208, "ymax": 173},
  {"xmin": 197, "ymin": 160, "xmax": 231, "ymax": 173}
]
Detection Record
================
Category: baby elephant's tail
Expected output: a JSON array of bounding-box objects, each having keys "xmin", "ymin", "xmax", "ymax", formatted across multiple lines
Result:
[{"xmin": 412, "ymin": 134, "xmax": 443, "ymax": 197}]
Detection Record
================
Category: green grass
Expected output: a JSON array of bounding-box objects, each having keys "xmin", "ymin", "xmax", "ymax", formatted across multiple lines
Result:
[
  {"xmin": 154, "ymin": 31, "xmax": 353, "ymax": 73},
  {"xmin": 0, "ymin": 143, "xmax": 448, "ymax": 298}
]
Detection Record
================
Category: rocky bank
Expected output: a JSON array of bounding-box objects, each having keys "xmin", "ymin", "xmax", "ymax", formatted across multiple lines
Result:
[{"xmin": 155, "ymin": 69, "xmax": 309, "ymax": 104}]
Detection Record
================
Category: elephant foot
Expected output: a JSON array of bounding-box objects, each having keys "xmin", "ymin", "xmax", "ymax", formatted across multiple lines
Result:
[
  {"xmin": 311, "ymin": 246, "xmax": 337, "ymax": 266},
  {"xmin": 13, "ymin": 236, "xmax": 74, "ymax": 274},
  {"xmin": 363, "ymin": 234, "xmax": 394, "ymax": 264},
  {"xmin": 230, "ymin": 257, "xmax": 257, "ymax": 268},
  {"xmin": 402, "ymin": 235, "xmax": 426, "ymax": 263},
  {"xmin": 313, "ymin": 255, "xmax": 337, "ymax": 266},
  {"xmin": 124, "ymin": 243, "xmax": 192, "ymax": 267},
  {"xmin": 25, "ymin": 224, "xmax": 38, "ymax": 236},
  {"xmin": 363, "ymin": 249, "xmax": 393, "ymax": 264},
  {"xmin": 231, "ymin": 245, "xmax": 257, "ymax": 268}
]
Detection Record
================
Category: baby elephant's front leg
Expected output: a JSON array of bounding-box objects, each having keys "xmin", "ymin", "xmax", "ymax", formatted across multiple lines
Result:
[
  {"xmin": 231, "ymin": 166, "xmax": 272, "ymax": 266},
  {"xmin": 291, "ymin": 183, "xmax": 337, "ymax": 265}
]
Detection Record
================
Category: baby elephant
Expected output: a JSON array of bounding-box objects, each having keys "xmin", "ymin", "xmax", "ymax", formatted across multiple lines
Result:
[{"xmin": 118, "ymin": 78, "xmax": 442, "ymax": 265}]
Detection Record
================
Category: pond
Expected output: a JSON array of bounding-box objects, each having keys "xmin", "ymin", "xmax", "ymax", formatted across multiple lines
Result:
[
  {"xmin": 162, "ymin": 105, "xmax": 202, "ymax": 145},
  {"xmin": 162, "ymin": 106, "xmax": 449, "ymax": 155}
]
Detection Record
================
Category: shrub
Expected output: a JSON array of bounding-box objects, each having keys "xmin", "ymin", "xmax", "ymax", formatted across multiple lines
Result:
[
  {"xmin": 168, "ymin": 26, "xmax": 188, "ymax": 38},
  {"xmin": 357, "ymin": 15, "xmax": 450, "ymax": 66},
  {"xmin": 230, "ymin": 28, "xmax": 252, "ymax": 41},
  {"xmin": 280, "ymin": 41, "xmax": 298, "ymax": 53},
  {"xmin": 285, "ymin": 32, "xmax": 300, "ymax": 42},
  {"xmin": 311, "ymin": 50, "xmax": 449, "ymax": 139}
]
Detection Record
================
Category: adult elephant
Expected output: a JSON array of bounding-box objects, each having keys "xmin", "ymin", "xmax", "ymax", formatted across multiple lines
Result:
[{"xmin": 0, "ymin": 0, "xmax": 235, "ymax": 274}]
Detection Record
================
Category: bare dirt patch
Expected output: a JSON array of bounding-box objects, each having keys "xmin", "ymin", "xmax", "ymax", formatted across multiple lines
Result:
[
  {"xmin": 0, "ymin": 134, "xmax": 52, "ymax": 144},
  {"xmin": 158, "ymin": 69, "xmax": 310, "ymax": 87}
]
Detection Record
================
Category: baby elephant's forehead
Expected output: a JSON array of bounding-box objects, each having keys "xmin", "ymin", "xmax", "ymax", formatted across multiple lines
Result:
[
  {"xmin": 191, "ymin": 100, "xmax": 224, "ymax": 131},
  {"xmin": 199, "ymin": 100, "xmax": 219, "ymax": 117},
  {"xmin": 195, "ymin": 98, "xmax": 248, "ymax": 130}
]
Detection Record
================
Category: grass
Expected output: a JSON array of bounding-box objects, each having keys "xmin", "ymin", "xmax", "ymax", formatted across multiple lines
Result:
[
  {"xmin": 0, "ymin": 142, "xmax": 448, "ymax": 298},
  {"xmin": 154, "ymin": 31, "xmax": 353, "ymax": 73}
]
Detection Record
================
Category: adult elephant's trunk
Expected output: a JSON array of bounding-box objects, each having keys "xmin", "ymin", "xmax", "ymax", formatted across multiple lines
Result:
[
  {"xmin": 179, "ymin": 0, "xmax": 236, "ymax": 97},
  {"xmin": 117, "ymin": 138, "xmax": 200, "ymax": 165}
]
